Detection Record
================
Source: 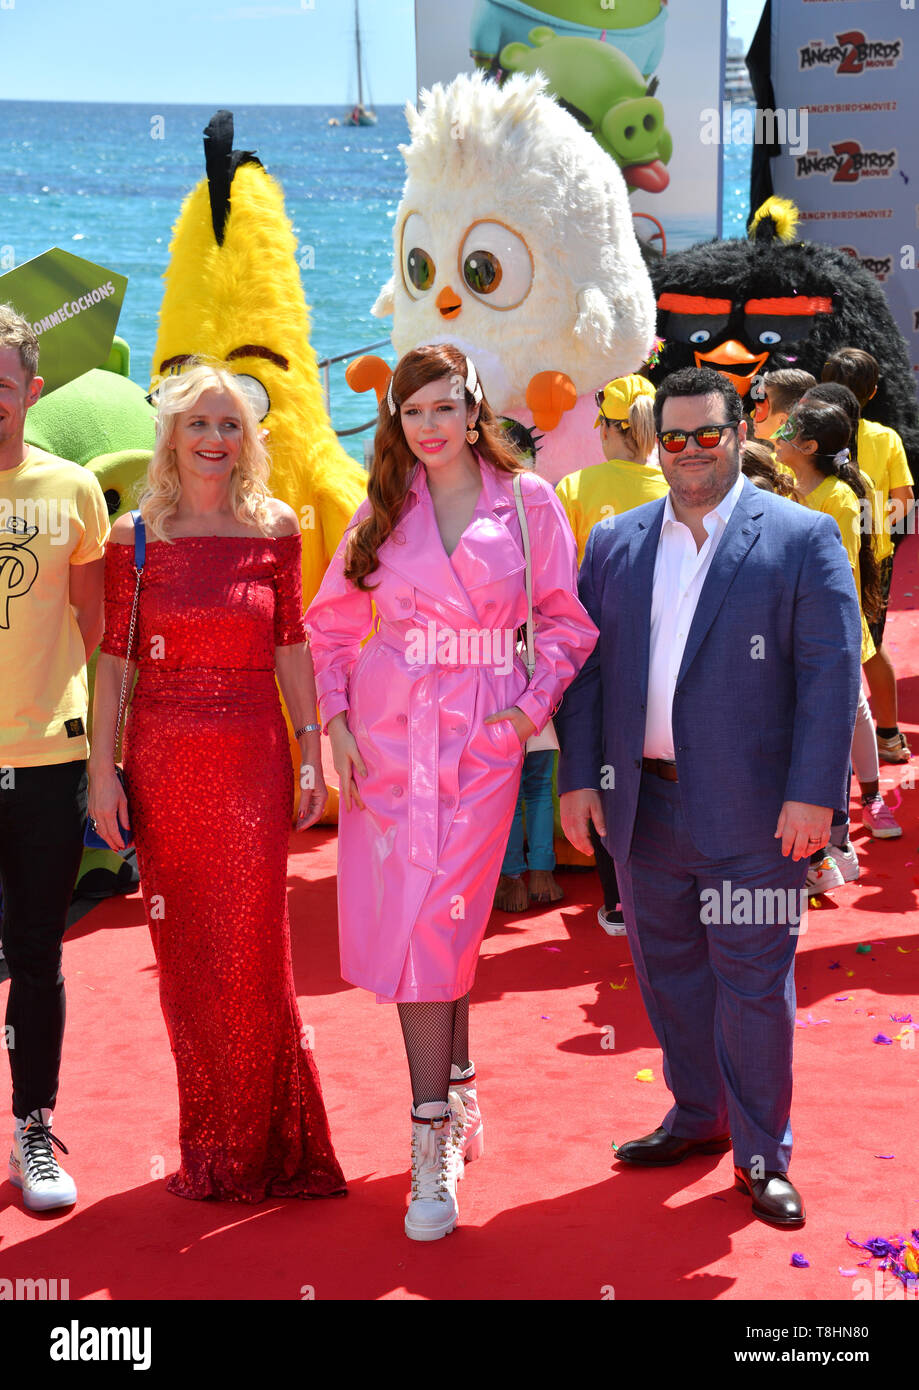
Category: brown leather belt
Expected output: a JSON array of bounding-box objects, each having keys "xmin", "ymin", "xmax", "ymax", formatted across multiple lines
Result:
[{"xmin": 642, "ymin": 757, "xmax": 679, "ymax": 782}]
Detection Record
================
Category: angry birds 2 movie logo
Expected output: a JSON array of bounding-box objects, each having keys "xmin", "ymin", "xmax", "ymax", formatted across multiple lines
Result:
[
  {"xmin": 798, "ymin": 33, "xmax": 903, "ymax": 74},
  {"xmin": 838, "ymin": 247, "xmax": 893, "ymax": 284},
  {"xmin": 795, "ymin": 142, "xmax": 897, "ymax": 183}
]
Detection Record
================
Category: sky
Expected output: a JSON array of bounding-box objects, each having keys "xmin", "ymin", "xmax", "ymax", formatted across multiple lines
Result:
[
  {"xmin": 0, "ymin": 0, "xmax": 765, "ymax": 105},
  {"xmin": 0, "ymin": 0, "xmax": 418, "ymax": 105}
]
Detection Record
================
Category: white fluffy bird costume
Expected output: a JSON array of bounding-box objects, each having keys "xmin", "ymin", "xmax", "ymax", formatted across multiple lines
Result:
[{"xmin": 350, "ymin": 71, "xmax": 657, "ymax": 483}]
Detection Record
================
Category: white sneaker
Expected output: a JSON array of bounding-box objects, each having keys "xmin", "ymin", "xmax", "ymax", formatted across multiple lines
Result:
[
  {"xmin": 804, "ymin": 853, "xmax": 845, "ymax": 895},
  {"xmin": 598, "ymin": 906, "xmax": 627, "ymax": 936},
  {"xmin": 826, "ymin": 842, "xmax": 860, "ymax": 883},
  {"xmin": 9, "ymin": 1109, "xmax": 77, "ymax": 1211},
  {"xmin": 405, "ymin": 1101, "xmax": 459, "ymax": 1242},
  {"xmin": 449, "ymin": 1063, "xmax": 484, "ymax": 1177}
]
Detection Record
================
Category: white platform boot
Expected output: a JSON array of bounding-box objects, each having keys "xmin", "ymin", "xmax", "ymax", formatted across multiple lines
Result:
[
  {"xmin": 9, "ymin": 1109, "xmax": 77, "ymax": 1211},
  {"xmin": 449, "ymin": 1063, "xmax": 484, "ymax": 1177},
  {"xmin": 405, "ymin": 1101, "xmax": 460, "ymax": 1241}
]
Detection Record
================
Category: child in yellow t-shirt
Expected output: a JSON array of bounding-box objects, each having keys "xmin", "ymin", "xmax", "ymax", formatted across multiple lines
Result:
[
  {"xmin": 555, "ymin": 374, "xmax": 669, "ymax": 565},
  {"xmin": 822, "ymin": 348, "xmax": 915, "ymax": 763},
  {"xmin": 775, "ymin": 398, "xmax": 900, "ymax": 895},
  {"xmin": 538, "ymin": 376, "xmax": 667, "ymax": 931}
]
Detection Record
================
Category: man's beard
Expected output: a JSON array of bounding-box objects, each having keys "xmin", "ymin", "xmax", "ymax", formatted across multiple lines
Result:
[{"xmin": 670, "ymin": 443, "xmax": 739, "ymax": 510}]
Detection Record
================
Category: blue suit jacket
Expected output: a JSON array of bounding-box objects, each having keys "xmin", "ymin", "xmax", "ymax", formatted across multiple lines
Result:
[{"xmin": 556, "ymin": 477, "xmax": 862, "ymax": 863}]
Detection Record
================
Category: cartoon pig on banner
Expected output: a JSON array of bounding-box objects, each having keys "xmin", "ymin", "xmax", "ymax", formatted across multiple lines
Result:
[
  {"xmin": 470, "ymin": 0, "xmax": 668, "ymax": 80},
  {"xmin": 499, "ymin": 27, "xmax": 673, "ymax": 194},
  {"xmin": 348, "ymin": 72, "xmax": 656, "ymax": 485}
]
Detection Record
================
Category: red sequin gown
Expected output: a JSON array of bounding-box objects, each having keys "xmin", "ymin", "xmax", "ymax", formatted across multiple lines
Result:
[{"xmin": 101, "ymin": 533, "xmax": 345, "ymax": 1202}]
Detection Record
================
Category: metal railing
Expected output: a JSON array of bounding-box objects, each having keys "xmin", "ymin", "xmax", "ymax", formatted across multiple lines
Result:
[{"xmin": 317, "ymin": 337, "xmax": 392, "ymax": 437}]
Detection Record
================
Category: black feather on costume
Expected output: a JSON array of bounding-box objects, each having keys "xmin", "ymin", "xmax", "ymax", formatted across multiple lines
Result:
[{"xmin": 203, "ymin": 111, "xmax": 262, "ymax": 247}]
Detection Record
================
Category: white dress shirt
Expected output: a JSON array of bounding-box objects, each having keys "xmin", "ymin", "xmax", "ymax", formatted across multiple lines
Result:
[{"xmin": 643, "ymin": 471, "xmax": 746, "ymax": 760}]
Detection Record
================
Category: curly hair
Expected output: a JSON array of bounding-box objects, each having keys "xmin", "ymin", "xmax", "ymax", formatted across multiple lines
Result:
[
  {"xmin": 138, "ymin": 360, "xmax": 273, "ymax": 542},
  {"xmin": 345, "ymin": 343, "xmax": 524, "ymax": 590},
  {"xmin": 741, "ymin": 437, "xmax": 803, "ymax": 502}
]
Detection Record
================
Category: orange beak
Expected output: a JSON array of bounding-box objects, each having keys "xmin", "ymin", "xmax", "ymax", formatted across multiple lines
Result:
[
  {"xmin": 693, "ymin": 340, "xmax": 771, "ymax": 398},
  {"xmin": 436, "ymin": 286, "xmax": 463, "ymax": 320}
]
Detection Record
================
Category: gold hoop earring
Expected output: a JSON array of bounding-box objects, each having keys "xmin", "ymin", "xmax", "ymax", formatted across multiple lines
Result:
[{"xmin": 466, "ymin": 428, "xmax": 479, "ymax": 444}]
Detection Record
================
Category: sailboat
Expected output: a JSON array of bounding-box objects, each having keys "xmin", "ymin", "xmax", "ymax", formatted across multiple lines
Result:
[{"xmin": 344, "ymin": 0, "xmax": 377, "ymax": 127}]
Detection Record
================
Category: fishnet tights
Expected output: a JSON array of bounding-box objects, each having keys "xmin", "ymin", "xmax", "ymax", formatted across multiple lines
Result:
[{"xmin": 397, "ymin": 992, "xmax": 471, "ymax": 1107}]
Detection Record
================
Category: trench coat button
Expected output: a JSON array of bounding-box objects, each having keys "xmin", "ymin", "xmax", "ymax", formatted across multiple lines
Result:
[
  {"xmin": 454, "ymin": 721, "xmax": 468, "ymax": 735},
  {"xmin": 391, "ymin": 785, "xmax": 403, "ymax": 797},
  {"xmin": 634, "ymin": 759, "xmax": 641, "ymax": 769},
  {"xmin": 396, "ymin": 713, "xmax": 408, "ymax": 726},
  {"xmin": 399, "ymin": 596, "xmax": 411, "ymax": 609},
  {"xmin": 392, "ymin": 530, "xmax": 406, "ymax": 545},
  {"xmin": 483, "ymin": 600, "xmax": 496, "ymax": 610}
]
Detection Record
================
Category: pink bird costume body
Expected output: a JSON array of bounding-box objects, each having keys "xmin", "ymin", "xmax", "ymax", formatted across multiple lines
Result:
[{"xmin": 306, "ymin": 457, "xmax": 597, "ymax": 1002}]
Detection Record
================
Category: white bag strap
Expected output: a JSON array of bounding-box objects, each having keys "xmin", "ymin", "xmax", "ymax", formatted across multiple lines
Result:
[{"xmin": 512, "ymin": 472, "xmax": 536, "ymax": 679}]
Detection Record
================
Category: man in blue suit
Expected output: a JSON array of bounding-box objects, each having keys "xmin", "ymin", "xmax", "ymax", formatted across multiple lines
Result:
[{"xmin": 556, "ymin": 366, "xmax": 861, "ymax": 1227}]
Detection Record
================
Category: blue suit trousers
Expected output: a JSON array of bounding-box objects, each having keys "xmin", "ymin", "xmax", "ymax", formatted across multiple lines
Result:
[{"xmin": 616, "ymin": 771, "xmax": 809, "ymax": 1172}]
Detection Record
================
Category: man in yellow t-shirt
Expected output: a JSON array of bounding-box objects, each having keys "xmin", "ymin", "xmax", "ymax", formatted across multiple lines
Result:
[
  {"xmin": 0, "ymin": 304, "xmax": 109, "ymax": 1212},
  {"xmin": 822, "ymin": 349, "xmax": 915, "ymax": 763}
]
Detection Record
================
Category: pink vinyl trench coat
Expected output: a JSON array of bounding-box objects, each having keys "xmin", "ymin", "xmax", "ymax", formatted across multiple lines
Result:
[{"xmin": 306, "ymin": 458, "xmax": 598, "ymax": 1002}]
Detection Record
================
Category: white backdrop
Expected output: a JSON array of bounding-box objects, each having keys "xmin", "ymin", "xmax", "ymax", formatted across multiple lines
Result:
[
  {"xmin": 413, "ymin": 0, "xmax": 727, "ymax": 252},
  {"xmin": 769, "ymin": 2, "xmax": 918, "ymax": 381}
]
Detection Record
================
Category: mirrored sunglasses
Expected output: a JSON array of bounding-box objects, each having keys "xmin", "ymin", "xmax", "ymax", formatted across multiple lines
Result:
[{"xmin": 657, "ymin": 422, "xmax": 740, "ymax": 454}]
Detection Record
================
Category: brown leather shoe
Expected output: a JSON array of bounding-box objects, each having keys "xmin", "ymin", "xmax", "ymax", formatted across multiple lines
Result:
[
  {"xmin": 614, "ymin": 1126, "xmax": 731, "ymax": 1166},
  {"xmin": 734, "ymin": 1166, "xmax": 806, "ymax": 1228}
]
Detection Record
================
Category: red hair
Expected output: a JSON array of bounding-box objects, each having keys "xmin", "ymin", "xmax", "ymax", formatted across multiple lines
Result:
[{"xmin": 345, "ymin": 343, "xmax": 523, "ymax": 590}]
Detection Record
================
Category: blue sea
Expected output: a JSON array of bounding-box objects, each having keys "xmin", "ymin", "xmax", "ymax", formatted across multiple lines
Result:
[{"xmin": 1, "ymin": 101, "xmax": 753, "ymax": 463}]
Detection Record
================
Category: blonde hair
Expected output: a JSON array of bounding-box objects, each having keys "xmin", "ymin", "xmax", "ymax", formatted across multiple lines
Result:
[
  {"xmin": 139, "ymin": 361, "xmax": 273, "ymax": 542},
  {"xmin": 0, "ymin": 303, "xmax": 39, "ymax": 382},
  {"xmin": 628, "ymin": 394, "xmax": 656, "ymax": 461}
]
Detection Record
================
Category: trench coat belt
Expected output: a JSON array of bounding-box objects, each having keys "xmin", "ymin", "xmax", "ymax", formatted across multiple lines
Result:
[{"xmin": 373, "ymin": 621, "xmax": 518, "ymax": 872}]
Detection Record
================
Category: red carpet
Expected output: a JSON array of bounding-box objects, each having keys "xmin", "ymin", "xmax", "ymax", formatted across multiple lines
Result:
[{"xmin": 1, "ymin": 536, "xmax": 917, "ymax": 1304}]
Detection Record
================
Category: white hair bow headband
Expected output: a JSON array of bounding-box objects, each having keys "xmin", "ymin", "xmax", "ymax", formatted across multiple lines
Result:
[
  {"xmin": 387, "ymin": 356, "xmax": 483, "ymax": 416},
  {"xmin": 833, "ymin": 447, "xmax": 851, "ymax": 469}
]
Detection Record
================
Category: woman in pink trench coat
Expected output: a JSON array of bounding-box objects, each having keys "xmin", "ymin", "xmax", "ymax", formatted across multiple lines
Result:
[{"xmin": 306, "ymin": 344, "xmax": 597, "ymax": 1241}]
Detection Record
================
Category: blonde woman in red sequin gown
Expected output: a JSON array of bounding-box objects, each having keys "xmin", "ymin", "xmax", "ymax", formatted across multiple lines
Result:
[{"xmin": 89, "ymin": 364, "xmax": 345, "ymax": 1203}]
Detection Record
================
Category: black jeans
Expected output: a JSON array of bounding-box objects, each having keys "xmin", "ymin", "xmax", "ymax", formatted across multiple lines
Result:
[
  {"xmin": 0, "ymin": 760, "xmax": 87, "ymax": 1118},
  {"xmin": 588, "ymin": 819, "xmax": 620, "ymax": 912}
]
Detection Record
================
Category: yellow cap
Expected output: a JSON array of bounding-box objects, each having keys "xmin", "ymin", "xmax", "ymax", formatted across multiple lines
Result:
[{"xmin": 594, "ymin": 374, "xmax": 656, "ymax": 428}]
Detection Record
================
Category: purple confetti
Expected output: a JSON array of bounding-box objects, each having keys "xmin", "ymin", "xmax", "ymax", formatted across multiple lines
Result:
[
  {"xmin": 791, "ymin": 1252, "xmax": 810, "ymax": 1268},
  {"xmin": 845, "ymin": 1234, "xmax": 917, "ymax": 1284},
  {"xmin": 874, "ymin": 1154, "xmax": 895, "ymax": 1160},
  {"xmin": 838, "ymin": 1268, "xmax": 859, "ymax": 1277},
  {"xmin": 890, "ymin": 1013, "xmax": 913, "ymax": 1023},
  {"xmin": 828, "ymin": 961, "xmax": 841, "ymax": 970},
  {"xmin": 542, "ymin": 946, "xmax": 561, "ymax": 953},
  {"xmin": 711, "ymin": 1194, "xmax": 727, "ymax": 1202},
  {"xmin": 873, "ymin": 1033, "xmax": 893, "ymax": 1045}
]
